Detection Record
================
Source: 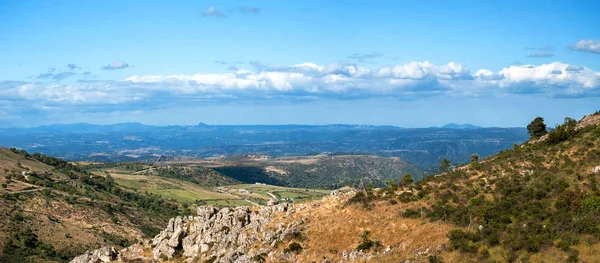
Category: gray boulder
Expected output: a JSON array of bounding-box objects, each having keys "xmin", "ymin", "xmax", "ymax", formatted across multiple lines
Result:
[{"xmin": 70, "ymin": 247, "xmax": 117, "ymax": 263}]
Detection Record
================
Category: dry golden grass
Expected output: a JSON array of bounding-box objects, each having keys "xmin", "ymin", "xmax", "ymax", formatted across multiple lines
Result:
[{"xmin": 252, "ymin": 196, "xmax": 455, "ymax": 263}]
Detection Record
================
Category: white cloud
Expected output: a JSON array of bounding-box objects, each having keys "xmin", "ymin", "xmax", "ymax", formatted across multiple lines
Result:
[
  {"xmin": 569, "ymin": 40, "xmax": 600, "ymax": 54},
  {"xmin": 102, "ymin": 61, "xmax": 129, "ymax": 70},
  {"xmin": 202, "ymin": 6, "xmax": 226, "ymax": 18},
  {"xmin": 2, "ymin": 61, "xmax": 599, "ymax": 115}
]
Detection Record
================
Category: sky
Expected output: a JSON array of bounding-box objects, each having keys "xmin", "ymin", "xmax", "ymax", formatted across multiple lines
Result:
[{"xmin": 0, "ymin": 0, "xmax": 599, "ymax": 128}]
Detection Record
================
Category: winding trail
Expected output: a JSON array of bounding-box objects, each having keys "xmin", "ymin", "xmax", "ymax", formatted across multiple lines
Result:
[
  {"xmin": 5, "ymin": 187, "xmax": 48, "ymax": 194},
  {"xmin": 266, "ymin": 192, "xmax": 278, "ymax": 200}
]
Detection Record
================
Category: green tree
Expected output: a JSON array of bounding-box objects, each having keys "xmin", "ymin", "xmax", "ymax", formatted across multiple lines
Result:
[
  {"xmin": 105, "ymin": 173, "xmax": 115, "ymax": 185},
  {"xmin": 385, "ymin": 179, "xmax": 398, "ymax": 191},
  {"xmin": 527, "ymin": 117, "xmax": 547, "ymax": 139},
  {"xmin": 439, "ymin": 158, "xmax": 451, "ymax": 172},
  {"xmin": 402, "ymin": 174, "xmax": 414, "ymax": 186},
  {"xmin": 470, "ymin": 154, "xmax": 479, "ymax": 163}
]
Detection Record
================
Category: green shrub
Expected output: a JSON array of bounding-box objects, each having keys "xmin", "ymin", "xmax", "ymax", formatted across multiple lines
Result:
[
  {"xmin": 402, "ymin": 208, "xmax": 421, "ymax": 218},
  {"xmin": 546, "ymin": 117, "xmax": 577, "ymax": 145},
  {"xmin": 566, "ymin": 249, "xmax": 580, "ymax": 263},
  {"xmin": 356, "ymin": 230, "xmax": 382, "ymax": 252},
  {"xmin": 287, "ymin": 242, "xmax": 303, "ymax": 253},
  {"xmin": 448, "ymin": 229, "xmax": 478, "ymax": 253},
  {"xmin": 253, "ymin": 254, "xmax": 266, "ymax": 262},
  {"xmin": 428, "ymin": 255, "xmax": 444, "ymax": 263}
]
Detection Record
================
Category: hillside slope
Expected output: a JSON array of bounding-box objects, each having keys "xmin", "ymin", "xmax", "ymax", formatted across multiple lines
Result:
[
  {"xmin": 0, "ymin": 148, "xmax": 191, "ymax": 262},
  {"xmin": 165, "ymin": 154, "xmax": 423, "ymax": 189},
  {"xmin": 72, "ymin": 112, "xmax": 600, "ymax": 263}
]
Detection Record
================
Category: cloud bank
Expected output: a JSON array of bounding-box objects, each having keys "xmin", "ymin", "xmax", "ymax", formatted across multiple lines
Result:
[{"xmin": 1, "ymin": 61, "xmax": 599, "ymax": 117}]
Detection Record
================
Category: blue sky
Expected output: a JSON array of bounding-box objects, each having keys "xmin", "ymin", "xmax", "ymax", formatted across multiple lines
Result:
[{"xmin": 0, "ymin": 0, "xmax": 599, "ymax": 127}]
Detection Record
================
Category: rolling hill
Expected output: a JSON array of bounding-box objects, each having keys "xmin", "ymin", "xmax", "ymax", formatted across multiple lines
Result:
[
  {"xmin": 154, "ymin": 153, "xmax": 423, "ymax": 189},
  {"xmin": 0, "ymin": 148, "xmax": 189, "ymax": 262}
]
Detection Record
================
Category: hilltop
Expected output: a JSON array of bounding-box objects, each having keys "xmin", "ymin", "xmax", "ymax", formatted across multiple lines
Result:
[{"xmin": 70, "ymin": 111, "xmax": 600, "ymax": 263}]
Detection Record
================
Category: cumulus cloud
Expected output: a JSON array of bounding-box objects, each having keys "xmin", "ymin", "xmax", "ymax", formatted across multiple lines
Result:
[
  {"xmin": 102, "ymin": 61, "xmax": 129, "ymax": 70},
  {"xmin": 67, "ymin": 63, "xmax": 80, "ymax": 70},
  {"xmin": 2, "ymin": 61, "xmax": 599, "ymax": 115},
  {"xmin": 569, "ymin": 40, "xmax": 600, "ymax": 54},
  {"xmin": 202, "ymin": 6, "xmax": 227, "ymax": 17},
  {"xmin": 347, "ymin": 52, "xmax": 384, "ymax": 63},
  {"xmin": 527, "ymin": 53, "xmax": 554, "ymax": 58}
]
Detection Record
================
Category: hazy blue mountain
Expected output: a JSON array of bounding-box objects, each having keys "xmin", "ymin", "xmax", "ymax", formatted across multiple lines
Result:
[
  {"xmin": 441, "ymin": 123, "xmax": 482, "ymax": 130},
  {"xmin": 0, "ymin": 123, "xmax": 528, "ymax": 169}
]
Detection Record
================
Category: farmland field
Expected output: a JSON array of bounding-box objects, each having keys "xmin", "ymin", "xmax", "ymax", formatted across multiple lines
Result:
[{"xmin": 107, "ymin": 173, "xmax": 330, "ymax": 206}]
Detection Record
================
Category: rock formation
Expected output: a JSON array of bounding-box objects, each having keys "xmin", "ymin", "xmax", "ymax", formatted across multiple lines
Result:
[
  {"xmin": 70, "ymin": 247, "xmax": 117, "ymax": 263},
  {"xmin": 73, "ymin": 203, "xmax": 307, "ymax": 263}
]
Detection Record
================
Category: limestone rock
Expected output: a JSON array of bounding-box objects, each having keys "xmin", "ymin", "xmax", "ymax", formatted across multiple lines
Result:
[
  {"xmin": 70, "ymin": 247, "xmax": 117, "ymax": 263},
  {"xmin": 71, "ymin": 202, "xmax": 306, "ymax": 263}
]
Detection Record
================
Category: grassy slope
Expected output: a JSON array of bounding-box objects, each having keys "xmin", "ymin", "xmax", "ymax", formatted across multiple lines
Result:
[
  {"xmin": 230, "ymin": 113, "xmax": 600, "ymax": 263},
  {"xmin": 218, "ymin": 183, "xmax": 331, "ymax": 205},
  {"xmin": 403, "ymin": 113, "xmax": 600, "ymax": 262},
  {"xmin": 0, "ymin": 148, "xmax": 184, "ymax": 262},
  {"xmin": 110, "ymin": 173, "xmax": 240, "ymax": 202}
]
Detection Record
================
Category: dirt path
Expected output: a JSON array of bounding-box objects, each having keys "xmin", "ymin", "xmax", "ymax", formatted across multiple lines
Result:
[
  {"xmin": 244, "ymin": 199, "xmax": 260, "ymax": 206},
  {"xmin": 5, "ymin": 187, "xmax": 48, "ymax": 194},
  {"xmin": 266, "ymin": 192, "xmax": 278, "ymax": 200}
]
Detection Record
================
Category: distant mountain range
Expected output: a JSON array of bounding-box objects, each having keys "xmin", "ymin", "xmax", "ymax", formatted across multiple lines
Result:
[
  {"xmin": 440, "ymin": 123, "xmax": 482, "ymax": 130},
  {"xmin": 0, "ymin": 122, "xmax": 528, "ymax": 169},
  {"xmin": 5, "ymin": 122, "xmax": 493, "ymax": 132}
]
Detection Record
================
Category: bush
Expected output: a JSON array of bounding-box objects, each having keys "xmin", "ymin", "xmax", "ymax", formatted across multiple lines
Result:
[
  {"xmin": 546, "ymin": 117, "xmax": 577, "ymax": 145},
  {"xmin": 566, "ymin": 249, "xmax": 579, "ymax": 263},
  {"xmin": 287, "ymin": 242, "xmax": 303, "ymax": 253},
  {"xmin": 356, "ymin": 230, "xmax": 382, "ymax": 252},
  {"xmin": 346, "ymin": 191, "xmax": 374, "ymax": 209},
  {"xmin": 253, "ymin": 254, "xmax": 266, "ymax": 262},
  {"xmin": 448, "ymin": 230, "xmax": 478, "ymax": 253},
  {"xmin": 402, "ymin": 208, "xmax": 421, "ymax": 218},
  {"xmin": 428, "ymin": 255, "xmax": 444, "ymax": 263}
]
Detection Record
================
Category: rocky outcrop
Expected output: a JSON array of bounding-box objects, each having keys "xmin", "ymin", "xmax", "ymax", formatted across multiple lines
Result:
[
  {"xmin": 340, "ymin": 250, "xmax": 373, "ymax": 261},
  {"xmin": 576, "ymin": 113, "xmax": 600, "ymax": 130},
  {"xmin": 70, "ymin": 247, "xmax": 117, "ymax": 263},
  {"xmin": 114, "ymin": 203, "xmax": 301, "ymax": 262}
]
